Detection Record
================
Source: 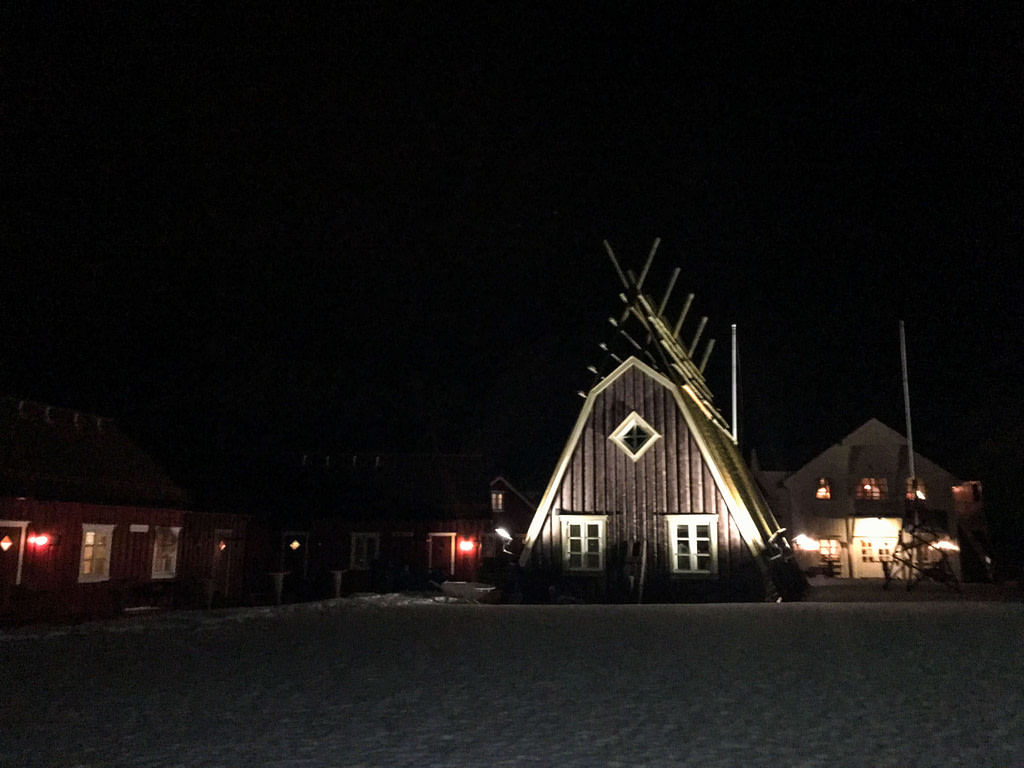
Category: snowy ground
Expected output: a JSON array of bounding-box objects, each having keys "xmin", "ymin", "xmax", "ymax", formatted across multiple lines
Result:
[{"xmin": 3, "ymin": 586, "xmax": 1023, "ymax": 768}]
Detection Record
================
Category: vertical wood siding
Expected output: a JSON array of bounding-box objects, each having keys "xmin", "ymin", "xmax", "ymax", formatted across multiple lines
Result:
[{"xmin": 530, "ymin": 365, "xmax": 764, "ymax": 601}]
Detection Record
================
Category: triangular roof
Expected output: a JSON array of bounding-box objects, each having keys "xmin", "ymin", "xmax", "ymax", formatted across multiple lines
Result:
[
  {"xmin": 519, "ymin": 355, "xmax": 781, "ymax": 566},
  {"xmin": 0, "ymin": 397, "xmax": 189, "ymax": 508},
  {"xmin": 489, "ymin": 475, "xmax": 536, "ymax": 509},
  {"xmin": 783, "ymin": 417, "xmax": 961, "ymax": 490}
]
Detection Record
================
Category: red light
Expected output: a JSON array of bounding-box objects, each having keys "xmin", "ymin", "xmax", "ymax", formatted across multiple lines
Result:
[
  {"xmin": 28, "ymin": 534, "xmax": 50, "ymax": 546},
  {"xmin": 458, "ymin": 539, "xmax": 475, "ymax": 553}
]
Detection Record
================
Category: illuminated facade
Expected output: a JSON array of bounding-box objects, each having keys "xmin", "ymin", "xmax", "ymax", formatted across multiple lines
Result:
[
  {"xmin": 776, "ymin": 418, "xmax": 986, "ymax": 580},
  {"xmin": 519, "ymin": 356, "xmax": 801, "ymax": 602},
  {"xmin": 518, "ymin": 241, "xmax": 804, "ymax": 602}
]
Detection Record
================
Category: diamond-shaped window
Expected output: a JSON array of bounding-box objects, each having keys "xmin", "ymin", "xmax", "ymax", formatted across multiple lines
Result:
[{"xmin": 609, "ymin": 412, "xmax": 660, "ymax": 461}]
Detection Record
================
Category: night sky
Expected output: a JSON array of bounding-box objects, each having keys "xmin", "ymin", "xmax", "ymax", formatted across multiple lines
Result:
[{"xmin": 4, "ymin": 4, "xmax": 1022, "ymax": 520}]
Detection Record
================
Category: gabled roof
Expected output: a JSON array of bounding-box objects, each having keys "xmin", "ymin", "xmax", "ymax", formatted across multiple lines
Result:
[
  {"xmin": 515, "ymin": 240, "xmax": 803, "ymax": 598},
  {"xmin": 489, "ymin": 475, "xmax": 536, "ymax": 508},
  {"xmin": 519, "ymin": 355, "xmax": 780, "ymax": 566},
  {"xmin": 0, "ymin": 398, "xmax": 189, "ymax": 508},
  {"xmin": 783, "ymin": 417, "xmax": 961, "ymax": 489}
]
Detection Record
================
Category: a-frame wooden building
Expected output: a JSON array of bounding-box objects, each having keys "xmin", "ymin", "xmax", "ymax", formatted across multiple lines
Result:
[{"xmin": 518, "ymin": 240, "xmax": 805, "ymax": 602}]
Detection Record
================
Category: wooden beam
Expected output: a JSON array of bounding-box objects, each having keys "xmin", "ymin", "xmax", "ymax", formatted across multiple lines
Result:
[
  {"xmin": 688, "ymin": 316, "xmax": 708, "ymax": 357},
  {"xmin": 635, "ymin": 237, "xmax": 660, "ymax": 291},
  {"xmin": 603, "ymin": 240, "xmax": 630, "ymax": 288},
  {"xmin": 672, "ymin": 293, "xmax": 694, "ymax": 339},
  {"xmin": 699, "ymin": 338, "xmax": 716, "ymax": 373}
]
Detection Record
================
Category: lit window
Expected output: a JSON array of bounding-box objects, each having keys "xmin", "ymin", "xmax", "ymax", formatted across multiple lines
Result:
[
  {"xmin": 562, "ymin": 516, "xmax": 605, "ymax": 571},
  {"xmin": 609, "ymin": 412, "xmax": 660, "ymax": 461},
  {"xmin": 859, "ymin": 538, "xmax": 893, "ymax": 563},
  {"xmin": 491, "ymin": 490, "xmax": 504, "ymax": 513},
  {"xmin": 905, "ymin": 478, "xmax": 927, "ymax": 501},
  {"xmin": 856, "ymin": 478, "xmax": 888, "ymax": 500},
  {"xmin": 819, "ymin": 539, "xmax": 841, "ymax": 561},
  {"xmin": 350, "ymin": 533, "xmax": 380, "ymax": 570},
  {"xmin": 666, "ymin": 515, "xmax": 718, "ymax": 575},
  {"xmin": 79, "ymin": 524, "xmax": 115, "ymax": 583},
  {"xmin": 815, "ymin": 478, "xmax": 831, "ymax": 500},
  {"xmin": 151, "ymin": 526, "xmax": 181, "ymax": 579}
]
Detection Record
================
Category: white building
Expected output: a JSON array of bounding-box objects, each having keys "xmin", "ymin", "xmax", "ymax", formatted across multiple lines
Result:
[{"xmin": 760, "ymin": 419, "xmax": 986, "ymax": 580}]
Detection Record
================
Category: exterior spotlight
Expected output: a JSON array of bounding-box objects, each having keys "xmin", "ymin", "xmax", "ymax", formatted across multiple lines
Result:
[
  {"xmin": 458, "ymin": 539, "xmax": 475, "ymax": 553},
  {"xmin": 495, "ymin": 527, "xmax": 512, "ymax": 543},
  {"xmin": 792, "ymin": 534, "xmax": 820, "ymax": 552},
  {"xmin": 28, "ymin": 533, "xmax": 51, "ymax": 547}
]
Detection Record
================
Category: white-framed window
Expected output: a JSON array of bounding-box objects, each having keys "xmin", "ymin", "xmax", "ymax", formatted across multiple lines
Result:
[
  {"xmin": 859, "ymin": 538, "xmax": 894, "ymax": 563},
  {"xmin": 666, "ymin": 515, "xmax": 718, "ymax": 575},
  {"xmin": 608, "ymin": 411, "xmax": 661, "ymax": 461},
  {"xmin": 815, "ymin": 477, "xmax": 832, "ymax": 500},
  {"xmin": 151, "ymin": 526, "xmax": 181, "ymax": 579},
  {"xmin": 79, "ymin": 524, "xmax": 115, "ymax": 583},
  {"xmin": 561, "ymin": 516, "xmax": 606, "ymax": 572},
  {"xmin": 350, "ymin": 532, "xmax": 380, "ymax": 570}
]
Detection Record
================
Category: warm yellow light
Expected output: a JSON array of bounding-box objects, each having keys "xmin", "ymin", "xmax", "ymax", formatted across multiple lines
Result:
[
  {"xmin": 218, "ymin": 540, "xmax": 227, "ymax": 551},
  {"xmin": 0, "ymin": 535, "xmax": 12, "ymax": 551},
  {"xmin": 931, "ymin": 540, "xmax": 960, "ymax": 552},
  {"xmin": 793, "ymin": 534, "xmax": 820, "ymax": 552},
  {"xmin": 289, "ymin": 539, "xmax": 301, "ymax": 550}
]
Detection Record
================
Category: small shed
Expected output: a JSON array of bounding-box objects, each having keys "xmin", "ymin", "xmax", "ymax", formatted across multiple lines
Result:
[{"xmin": 518, "ymin": 241, "xmax": 804, "ymax": 602}]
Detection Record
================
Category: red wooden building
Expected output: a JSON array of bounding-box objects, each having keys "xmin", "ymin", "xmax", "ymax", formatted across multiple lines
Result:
[
  {"xmin": 252, "ymin": 453, "xmax": 507, "ymax": 601},
  {"xmin": 0, "ymin": 399, "xmax": 248, "ymax": 622}
]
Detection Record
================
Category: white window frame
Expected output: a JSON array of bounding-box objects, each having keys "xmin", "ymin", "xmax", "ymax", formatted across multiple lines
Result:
[
  {"xmin": 561, "ymin": 515, "xmax": 607, "ymax": 572},
  {"xmin": 79, "ymin": 523, "xmax": 116, "ymax": 583},
  {"xmin": 151, "ymin": 525, "xmax": 182, "ymax": 579},
  {"xmin": 350, "ymin": 532, "xmax": 380, "ymax": 570},
  {"xmin": 609, "ymin": 411, "xmax": 661, "ymax": 461},
  {"xmin": 666, "ymin": 514, "xmax": 718, "ymax": 576}
]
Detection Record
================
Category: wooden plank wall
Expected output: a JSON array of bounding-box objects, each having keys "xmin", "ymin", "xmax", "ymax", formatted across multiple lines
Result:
[{"xmin": 531, "ymin": 365, "xmax": 764, "ymax": 601}]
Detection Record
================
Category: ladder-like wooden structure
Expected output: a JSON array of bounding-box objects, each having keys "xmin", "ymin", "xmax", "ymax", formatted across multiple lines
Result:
[{"xmin": 594, "ymin": 239, "xmax": 806, "ymax": 600}]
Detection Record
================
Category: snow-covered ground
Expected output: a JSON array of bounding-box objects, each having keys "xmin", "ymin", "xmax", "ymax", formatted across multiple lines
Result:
[{"xmin": 3, "ymin": 588, "xmax": 1023, "ymax": 768}]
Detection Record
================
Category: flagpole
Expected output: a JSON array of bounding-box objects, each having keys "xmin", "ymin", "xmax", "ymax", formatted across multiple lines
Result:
[
  {"xmin": 899, "ymin": 320, "xmax": 917, "ymax": 526},
  {"xmin": 731, "ymin": 323, "xmax": 738, "ymax": 442}
]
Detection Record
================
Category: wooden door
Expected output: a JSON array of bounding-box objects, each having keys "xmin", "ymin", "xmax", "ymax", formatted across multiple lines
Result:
[
  {"xmin": 212, "ymin": 529, "xmax": 234, "ymax": 598},
  {"xmin": 0, "ymin": 522, "xmax": 27, "ymax": 612},
  {"xmin": 428, "ymin": 533, "xmax": 455, "ymax": 578}
]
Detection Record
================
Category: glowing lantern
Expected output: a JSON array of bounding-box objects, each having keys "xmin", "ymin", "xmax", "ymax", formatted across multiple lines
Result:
[
  {"xmin": 458, "ymin": 538, "xmax": 475, "ymax": 553},
  {"xmin": 28, "ymin": 534, "xmax": 50, "ymax": 547},
  {"xmin": 218, "ymin": 540, "xmax": 227, "ymax": 551},
  {"xmin": 289, "ymin": 539, "xmax": 301, "ymax": 550},
  {"xmin": 0, "ymin": 535, "xmax": 12, "ymax": 551}
]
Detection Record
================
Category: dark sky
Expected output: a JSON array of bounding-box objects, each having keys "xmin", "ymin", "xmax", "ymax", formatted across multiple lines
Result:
[{"xmin": 3, "ymin": 3, "xmax": 1022, "ymax": 505}]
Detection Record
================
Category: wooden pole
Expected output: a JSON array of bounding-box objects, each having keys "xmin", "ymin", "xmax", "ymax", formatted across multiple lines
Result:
[
  {"xmin": 672, "ymin": 294, "xmax": 695, "ymax": 339},
  {"xmin": 636, "ymin": 238, "xmax": 660, "ymax": 290},
  {"xmin": 604, "ymin": 240, "xmax": 630, "ymax": 288}
]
